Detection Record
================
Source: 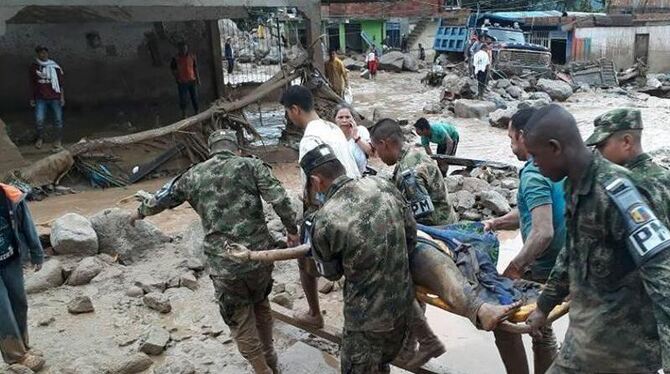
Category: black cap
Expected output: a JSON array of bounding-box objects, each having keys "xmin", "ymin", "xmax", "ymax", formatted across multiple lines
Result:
[
  {"xmin": 300, "ymin": 144, "xmax": 338, "ymax": 176},
  {"xmin": 35, "ymin": 45, "xmax": 48, "ymax": 53}
]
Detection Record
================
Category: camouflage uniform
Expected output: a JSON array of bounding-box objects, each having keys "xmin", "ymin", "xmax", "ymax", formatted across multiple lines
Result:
[
  {"xmin": 536, "ymin": 152, "xmax": 670, "ymax": 373},
  {"xmin": 311, "ymin": 175, "xmax": 415, "ymax": 374},
  {"xmin": 139, "ymin": 131, "xmax": 297, "ymax": 373},
  {"xmin": 393, "ymin": 146, "xmax": 457, "ymax": 226},
  {"xmin": 585, "ymin": 108, "xmax": 670, "ymax": 372}
]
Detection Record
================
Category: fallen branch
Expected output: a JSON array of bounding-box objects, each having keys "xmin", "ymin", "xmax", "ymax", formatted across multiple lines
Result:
[{"xmin": 226, "ymin": 243, "xmax": 310, "ymax": 262}]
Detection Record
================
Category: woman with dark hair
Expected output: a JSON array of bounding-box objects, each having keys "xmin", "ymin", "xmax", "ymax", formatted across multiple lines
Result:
[{"xmin": 334, "ymin": 104, "xmax": 374, "ymax": 174}]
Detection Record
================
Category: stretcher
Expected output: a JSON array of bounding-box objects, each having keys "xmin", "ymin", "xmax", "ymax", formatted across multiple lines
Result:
[{"xmin": 416, "ymin": 286, "xmax": 570, "ymax": 334}]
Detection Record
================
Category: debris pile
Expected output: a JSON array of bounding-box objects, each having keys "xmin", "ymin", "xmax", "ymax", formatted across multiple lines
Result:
[{"xmin": 446, "ymin": 166, "xmax": 519, "ymax": 221}]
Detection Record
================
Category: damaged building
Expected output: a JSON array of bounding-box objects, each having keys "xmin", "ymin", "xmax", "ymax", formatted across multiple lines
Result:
[
  {"xmin": 0, "ymin": 0, "xmax": 324, "ymax": 147},
  {"xmin": 495, "ymin": 10, "xmax": 670, "ymax": 72}
]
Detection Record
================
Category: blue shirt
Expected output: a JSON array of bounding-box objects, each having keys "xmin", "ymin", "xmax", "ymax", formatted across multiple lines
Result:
[{"xmin": 518, "ymin": 159, "xmax": 566, "ymax": 280}]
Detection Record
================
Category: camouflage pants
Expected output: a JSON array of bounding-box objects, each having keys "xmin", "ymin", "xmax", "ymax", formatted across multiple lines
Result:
[
  {"xmin": 340, "ymin": 320, "xmax": 408, "ymax": 374},
  {"xmin": 210, "ymin": 269, "xmax": 276, "ymax": 367},
  {"xmin": 546, "ymin": 362, "xmax": 656, "ymax": 374},
  {"xmin": 0, "ymin": 254, "xmax": 29, "ymax": 364}
]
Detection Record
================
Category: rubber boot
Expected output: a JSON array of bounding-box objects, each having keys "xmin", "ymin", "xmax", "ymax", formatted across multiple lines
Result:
[
  {"xmin": 493, "ymin": 329, "xmax": 529, "ymax": 374},
  {"xmin": 248, "ymin": 355, "xmax": 273, "ymax": 374}
]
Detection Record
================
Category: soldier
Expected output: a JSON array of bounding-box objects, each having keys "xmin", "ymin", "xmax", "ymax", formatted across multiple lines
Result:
[
  {"xmin": 370, "ymin": 118, "xmax": 519, "ymax": 368},
  {"xmin": 586, "ymin": 108, "xmax": 670, "ymax": 223},
  {"xmin": 525, "ymin": 104, "xmax": 670, "ymax": 373},
  {"xmin": 133, "ymin": 130, "xmax": 299, "ymax": 374},
  {"xmin": 370, "ymin": 118, "xmax": 457, "ymax": 226},
  {"xmin": 302, "ymin": 144, "xmax": 415, "ymax": 373}
]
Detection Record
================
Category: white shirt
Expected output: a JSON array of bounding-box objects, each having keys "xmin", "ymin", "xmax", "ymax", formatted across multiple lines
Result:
[
  {"xmin": 473, "ymin": 50, "xmax": 490, "ymax": 74},
  {"xmin": 299, "ymin": 119, "xmax": 361, "ymax": 189},
  {"xmin": 348, "ymin": 126, "xmax": 371, "ymax": 174}
]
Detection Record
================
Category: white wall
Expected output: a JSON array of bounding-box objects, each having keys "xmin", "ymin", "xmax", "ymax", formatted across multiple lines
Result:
[{"xmin": 575, "ymin": 25, "xmax": 670, "ymax": 72}]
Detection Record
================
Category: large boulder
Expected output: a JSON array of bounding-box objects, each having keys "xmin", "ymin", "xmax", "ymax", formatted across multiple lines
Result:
[
  {"xmin": 536, "ymin": 79, "xmax": 573, "ymax": 101},
  {"xmin": 402, "ymin": 53, "xmax": 419, "ymax": 72},
  {"xmin": 506, "ymin": 85, "xmax": 523, "ymax": 99},
  {"xmin": 461, "ymin": 177, "xmax": 491, "ymax": 194},
  {"xmin": 67, "ymin": 257, "xmax": 104, "ymax": 286},
  {"xmin": 90, "ymin": 208, "xmax": 170, "ymax": 264},
  {"xmin": 518, "ymin": 99, "xmax": 550, "ymax": 111},
  {"xmin": 378, "ymin": 51, "xmax": 404, "ymax": 72},
  {"xmin": 453, "ymin": 190, "xmax": 476, "ymax": 212},
  {"xmin": 25, "ymin": 259, "xmax": 64, "ymax": 294},
  {"xmin": 442, "ymin": 74, "xmax": 478, "ymax": 99},
  {"xmin": 488, "ymin": 106, "xmax": 518, "ymax": 129},
  {"xmin": 479, "ymin": 190, "xmax": 512, "ymax": 215},
  {"xmin": 529, "ymin": 91, "xmax": 552, "ymax": 102},
  {"xmin": 50, "ymin": 213, "xmax": 98, "ymax": 256},
  {"xmin": 511, "ymin": 76, "xmax": 531, "ymax": 90},
  {"xmin": 495, "ymin": 79, "xmax": 511, "ymax": 89},
  {"xmin": 454, "ymin": 99, "xmax": 497, "ymax": 119},
  {"xmin": 423, "ymin": 102, "xmax": 443, "ymax": 114}
]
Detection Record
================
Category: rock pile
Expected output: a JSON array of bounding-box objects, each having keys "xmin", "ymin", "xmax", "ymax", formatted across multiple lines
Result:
[{"xmin": 446, "ymin": 166, "xmax": 519, "ymax": 221}]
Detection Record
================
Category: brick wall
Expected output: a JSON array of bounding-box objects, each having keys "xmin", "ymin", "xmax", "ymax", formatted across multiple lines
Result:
[{"xmin": 324, "ymin": 0, "xmax": 443, "ymax": 19}]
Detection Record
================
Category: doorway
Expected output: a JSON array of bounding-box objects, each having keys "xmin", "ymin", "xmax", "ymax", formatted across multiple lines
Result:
[
  {"xmin": 344, "ymin": 23, "xmax": 363, "ymax": 52},
  {"xmin": 634, "ymin": 33, "xmax": 649, "ymax": 64},
  {"xmin": 550, "ymin": 39, "xmax": 567, "ymax": 64}
]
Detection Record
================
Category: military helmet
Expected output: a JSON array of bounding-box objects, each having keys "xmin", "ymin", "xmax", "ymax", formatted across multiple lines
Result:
[
  {"xmin": 586, "ymin": 108, "xmax": 643, "ymax": 146},
  {"xmin": 208, "ymin": 129, "xmax": 238, "ymax": 155},
  {"xmin": 300, "ymin": 144, "xmax": 339, "ymax": 176}
]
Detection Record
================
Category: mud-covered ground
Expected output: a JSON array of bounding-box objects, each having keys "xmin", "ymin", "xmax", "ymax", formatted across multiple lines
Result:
[{"xmin": 7, "ymin": 69, "xmax": 670, "ymax": 374}]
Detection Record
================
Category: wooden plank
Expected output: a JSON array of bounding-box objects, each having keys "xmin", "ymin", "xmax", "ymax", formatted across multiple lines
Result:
[{"xmin": 270, "ymin": 302, "xmax": 441, "ymax": 374}]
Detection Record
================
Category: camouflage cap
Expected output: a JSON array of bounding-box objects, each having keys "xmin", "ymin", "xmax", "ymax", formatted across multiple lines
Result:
[
  {"xmin": 300, "ymin": 144, "xmax": 338, "ymax": 176},
  {"xmin": 585, "ymin": 108, "xmax": 643, "ymax": 146},
  {"xmin": 208, "ymin": 129, "xmax": 238, "ymax": 153}
]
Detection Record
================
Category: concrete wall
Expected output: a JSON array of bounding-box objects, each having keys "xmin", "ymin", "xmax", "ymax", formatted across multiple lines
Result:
[
  {"xmin": 0, "ymin": 20, "xmax": 217, "ymax": 113},
  {"xmin": 574, "ymin": 25, "xmax": 670, "ymax": 72}
]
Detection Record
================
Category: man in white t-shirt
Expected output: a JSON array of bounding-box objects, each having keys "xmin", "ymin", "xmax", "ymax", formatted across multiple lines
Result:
[
  {"xmin": 280, "ymin": 85, "xmax": 360, "ymax": 328},
  {"xmin": 473, "ymin": 44, "xmax": 491, "ymax": 99}
]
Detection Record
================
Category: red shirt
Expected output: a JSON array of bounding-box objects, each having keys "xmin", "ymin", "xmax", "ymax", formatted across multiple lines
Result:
[
  {"xmin": 171, "ymin": 54, "xmax": 197, "ymax": 83},
  {"xmin": 30, "ymin": 62, "xmax": 64, "ymax": 100}
]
